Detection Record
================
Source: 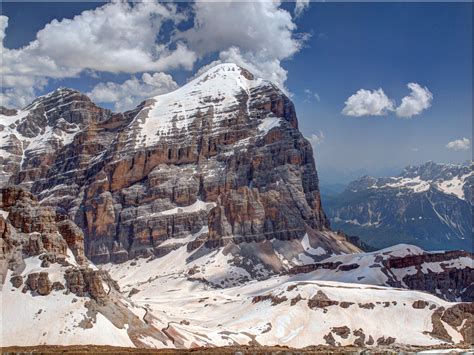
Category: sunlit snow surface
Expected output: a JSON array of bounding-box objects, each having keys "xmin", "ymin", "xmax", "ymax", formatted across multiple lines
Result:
[
  {"xmin": 130, "ymin": 63, "xmax": 281, "ymax": 148},
  {"xmin": 435, "ymin": 173, "xmax": 471, "ymax": 200},
  {"xmin": 1, "ymin": 241, "xmax": 470, "ymax": 348},
  {"xmin": 101, "ymin": 243, "xmax": 470, "ymax": 348},
  {"xmin": 355, "ymin": 169, "xmax": 472, "ymax": 201},
  {"xmin": 0, "ymin": 252, "xmax": 134, "ymax": 347}
]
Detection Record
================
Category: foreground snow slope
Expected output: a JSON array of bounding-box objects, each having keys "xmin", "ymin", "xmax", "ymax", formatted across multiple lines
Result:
[
  {"xmin": 1, "ymin": 184, "xmax": 471, "ymax": 349},
  {"xmin": 102, "ymin": 242, "xmax": 472, "ymax": 348},
  {"xmin": 2, "ymin": 241, "xmax": 471, "ymax": 349},
  {"xmin": 1, "ymin": 257, "xmax": 133, "ymax": 347}
]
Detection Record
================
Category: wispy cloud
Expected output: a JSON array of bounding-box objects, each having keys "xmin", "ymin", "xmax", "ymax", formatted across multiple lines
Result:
[
  {"xmin": 307, "ymin": 130, "xmax": 325, "ymax": 146},
  {"xmin": 304, "ymin": 89, "xmax": 321, "ymax": 102},
  {"xmin": 294, "ymin": 0, "xmax": 310, "ymax": 18}
]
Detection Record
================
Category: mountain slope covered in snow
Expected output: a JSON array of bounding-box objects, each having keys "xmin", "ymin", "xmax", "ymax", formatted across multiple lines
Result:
[
  {"xmin": 0, "ymin": 186, "xmax": 174, "ymax": 348},
  {"xmin": 2, "ymin": 185, "xmax": 472, "ymax": 350},
  {"xmin": 101, "ymin": 242, "xmax": 472, "ymax": 348}
]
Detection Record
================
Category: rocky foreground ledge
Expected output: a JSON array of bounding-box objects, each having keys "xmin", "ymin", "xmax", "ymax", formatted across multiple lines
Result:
[{"xmin": 0, "ymin": 344, "xmax": 471, "ymax": 354}]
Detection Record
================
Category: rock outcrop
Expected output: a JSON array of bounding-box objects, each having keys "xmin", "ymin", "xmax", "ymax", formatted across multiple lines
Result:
[
  {"xmin": 383, "ymin": 250, "xmax": 474, "ymax": 302},
  {"xmin": 288, "ymin": 244, "xmax": 473, "ymax": 302},
  {"xmin": 65, "ymin": 268, "xmax": 110, "ymax": 304},
  {"xmin": 24, "ymin": 272, "xmax": 52, "ymax": 295},
  {"xmin": 0, "ymin": 186, "xmax": 85, "ymax": 269},
  {"xmin": 0, "ymin": 185, "xmax": 98, "ymax": 299},
  {"xmin": 1, "ymin": 63, "xmax": 358, "ymax": 269},
  {"xmin": 1, "ymin": 185, "xmax": 178, "ymax": 349}
]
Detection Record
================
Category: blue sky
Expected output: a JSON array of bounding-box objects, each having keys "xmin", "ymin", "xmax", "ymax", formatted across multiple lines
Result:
[
  {"xmin": 287, "ymin": 3, "xmax": 472, "ymax": 182},
  {"xmin": 1, "ymin": 2, "xmax": 472, "ymax": 183}
]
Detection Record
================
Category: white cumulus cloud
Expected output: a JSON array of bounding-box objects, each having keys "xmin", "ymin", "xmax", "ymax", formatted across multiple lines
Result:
[
  {"xmin": 178, "ymin": 0, "xmax": 306, "ymax": 93},
  {"xmin": 446, "ymin": 138, "xmax": 470, "ymax": 151},
  {"xmin": 294, "ymin": 0, "xmax": 310, "ymax": 18},
  {"xmin": 34, "ymin": 2, "xmax": 193, "ymax": 73},
  {"xmin": 2, "ymin": 0, "xmax": 307, "ymax": 108},
  {"xmin": 342, "ymin": 83, "xmax": 433, "ymax": 118},
  {"xmin": 395, "ymin": 82, "xmax": 433, "ymax": 118},
  {"xmin": 0, "ymin": 2, "xmax": 194, "ymax": 108},
  {"xmin": 307, "ymin": 130, "xmax": 325, "ymax": 146},
  {"xmin": 88, "ymin": 72, "xmax": 179, "ymax": 112},
  {"xmin": 342, "ymin": 88, "xmax": 395, "ymax": 117}
]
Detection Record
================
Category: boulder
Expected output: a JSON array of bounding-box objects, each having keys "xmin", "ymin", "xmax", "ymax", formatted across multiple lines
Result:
[{"xmin": 10, "ymin": 275, "xmax": 23, "ymax": 288}]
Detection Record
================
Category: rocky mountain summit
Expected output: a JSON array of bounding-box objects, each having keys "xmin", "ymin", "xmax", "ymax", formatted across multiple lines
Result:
[
  {"xmin": 324, "ymin": 161, "xmax": 473, "ymax": 251},
  {"xmin": 0, "ymin": 63, "xmax": 357, "ymax": 274}
]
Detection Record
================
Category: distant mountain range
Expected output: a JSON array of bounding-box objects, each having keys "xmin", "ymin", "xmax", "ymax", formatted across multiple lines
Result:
[{"xmin": 324, "ymin": 162, "xmax": 473, "ymax": 251}]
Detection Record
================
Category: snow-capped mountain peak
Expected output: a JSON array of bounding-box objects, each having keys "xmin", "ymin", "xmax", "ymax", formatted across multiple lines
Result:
[
  {"xmin": 1, "ymin": 67, "xmax": 473, "ymax": 351},
  {"xmin": 347, "ymin": 161, "xmax": 472, "ymax": 201},
  {"xmin": 152, "ymin": 63, "xmax": 262, "ymax": 102},
  {"xmin": 128, "ymin": 63, "xmax": 282, "ymax": 148}
]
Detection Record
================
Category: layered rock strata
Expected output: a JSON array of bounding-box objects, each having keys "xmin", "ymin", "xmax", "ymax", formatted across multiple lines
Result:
[{"xmin": 1, "ymin": 64, "xmax": 358, "ymax": 267}]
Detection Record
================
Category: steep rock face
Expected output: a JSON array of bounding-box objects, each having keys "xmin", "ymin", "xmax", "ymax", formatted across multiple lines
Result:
[
  {"xmin": 324, "ymin": 162, "xmax": 473, "ymax": 251},
  {"xmin": 3, "ymin": 63, "xmax": 357, "ymax": 268},
  {"xmin": 77, "ymin": 64, "xmax": 333, "ymax": 264}
]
